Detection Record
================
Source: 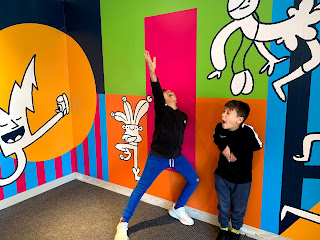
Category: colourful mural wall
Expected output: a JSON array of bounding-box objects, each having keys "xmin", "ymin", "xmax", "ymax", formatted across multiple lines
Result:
[
  {"xmin": 0, "ymin": 0, "xmax": 319, "ymax": 239},
  {"xmin": 0, "ymin": 0, "xmax": 107, "ymax": 197}
]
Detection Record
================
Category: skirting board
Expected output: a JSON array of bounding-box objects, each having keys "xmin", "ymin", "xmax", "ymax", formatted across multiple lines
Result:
[
  {"xmin": 75, "ymin": 173, "xmax": 291, "ymax": 240},
  {"xmin": 0, "ymin": 173, "xmax": 76, "ymax": 211}
]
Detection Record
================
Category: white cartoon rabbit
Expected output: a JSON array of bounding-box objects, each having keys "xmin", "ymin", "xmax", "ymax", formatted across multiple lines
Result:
[{"xmin": 111, "ymin": 96, "xmax": 152, "ymax": 181}]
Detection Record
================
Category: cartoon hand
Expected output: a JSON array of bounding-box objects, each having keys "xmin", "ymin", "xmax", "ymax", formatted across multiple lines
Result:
[
  {"xmin": 56, "ymin": 93, "xmax": 70, "ymax": 116},
  {"xmin": 207, "ymin": 70, "xmax": 222, "ymax": 80},
  {"xmin": 260, "ymin": 56, "xmax": 289, "ymax": 76}
]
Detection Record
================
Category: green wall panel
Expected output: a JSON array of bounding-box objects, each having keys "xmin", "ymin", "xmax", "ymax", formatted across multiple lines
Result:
[{"xmin": 100, "ymin": 0, "xmax": 273, "ymax": 98}]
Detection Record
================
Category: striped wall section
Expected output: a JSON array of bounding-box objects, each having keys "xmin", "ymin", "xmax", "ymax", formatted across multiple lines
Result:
[{"xmin": 0, "ymin": 94, "xmax": 108, "ymax": 201}]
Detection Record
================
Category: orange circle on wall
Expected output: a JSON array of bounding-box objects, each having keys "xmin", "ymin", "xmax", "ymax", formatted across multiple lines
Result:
[{"xmin": 0, "ymin": 23, "xmax": 96, "ymax": 161}]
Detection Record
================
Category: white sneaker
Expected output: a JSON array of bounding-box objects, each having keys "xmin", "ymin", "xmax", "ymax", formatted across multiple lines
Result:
[
  {"xmin": 168, "ymin": 204, "xmax": 194, "ymax": 226},
  {"xmin": 114, "ymin": 221, "xmax": 129, "ymax": 240}
]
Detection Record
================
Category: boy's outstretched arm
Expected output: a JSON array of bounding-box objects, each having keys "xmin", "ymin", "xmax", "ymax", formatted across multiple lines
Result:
[{"xmin": 144, "ymin": 50, "xmax": 165, "ymax": 114}]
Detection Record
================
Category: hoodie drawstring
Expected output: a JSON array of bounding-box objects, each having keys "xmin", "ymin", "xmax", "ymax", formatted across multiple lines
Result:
[{"xmin": 169, "ymin": 158, "xmax": 175, "ymax": 168}]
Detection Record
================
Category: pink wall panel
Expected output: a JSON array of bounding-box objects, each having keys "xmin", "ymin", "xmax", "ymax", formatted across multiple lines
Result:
[{"xmin": 145, "ymin": 8, "xmax": 197, "ymax": 167}]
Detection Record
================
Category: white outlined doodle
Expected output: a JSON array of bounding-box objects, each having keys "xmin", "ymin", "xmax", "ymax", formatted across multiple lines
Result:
[
  {"xmin": 111, "ymin": 96, "xmax": 152, "ymax": 181},
  {"xmin": 0, "ymin": 55, "xmax": 70, "ymax": 186},
  {"xmin": 293, "ymin": 133, "xmax": 320, "ymax": 162},
  {"xmin": 281, "ymin": 205, "xmax": 320, "ymax": 224},
  {"xmin": 208, "ymin": 0, "xmax": 320, "ymax": 101}
]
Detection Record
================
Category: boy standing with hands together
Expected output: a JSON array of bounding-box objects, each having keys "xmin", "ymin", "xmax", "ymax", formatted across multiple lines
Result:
[{"xmin": 213, "ymin": 100, "xmax": 262, "ymax": 240}]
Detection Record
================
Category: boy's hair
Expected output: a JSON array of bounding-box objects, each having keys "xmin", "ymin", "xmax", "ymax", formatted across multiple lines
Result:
[
  {"xmin": 162, "ymin": 89, "xmax": 167, "ymax": 93},
  {"xmin": 225, "ymin": 100, "xmax": 250, "ymax": 121}
]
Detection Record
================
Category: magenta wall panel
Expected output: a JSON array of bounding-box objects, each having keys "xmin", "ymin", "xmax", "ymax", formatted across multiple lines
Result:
[
  {"xmin": 95, "ymin": 94, "xmax": 103, "ymax": 180},
  {"xmin": 36, "ymin": 161, "xmax": 46, "ymax": 186},
  {"xmin": 71, "ymin": 148, "xmax": 78, "ymax": 173},
  {"xmin": 55, "ymin": 157, "xmax": 63, "ymax": 179},
  {"xmin": 145, "ymin": 8, "xmax": 197, "ymax": 167}
]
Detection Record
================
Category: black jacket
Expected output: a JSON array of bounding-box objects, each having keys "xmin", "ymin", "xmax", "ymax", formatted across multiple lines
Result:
[
  {"xmin": 149, "ymin": 80, "xmax": 188, "ymax": 159},
  {"xmin": 213, "ymin": 122, "xmax": 262, "ymax": 183}
]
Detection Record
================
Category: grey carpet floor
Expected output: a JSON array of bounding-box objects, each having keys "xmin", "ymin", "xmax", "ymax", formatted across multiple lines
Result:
[{"xmin": 0, "ymin": 180, "xmax": 255, "ymax": 240}]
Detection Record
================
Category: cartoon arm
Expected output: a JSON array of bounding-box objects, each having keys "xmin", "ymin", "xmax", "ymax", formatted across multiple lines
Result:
[
  {"xmin": 254, "ymin": 41, "xmax": 289, "ymax": 76},
  {"xmin": 208, "ymin": 21, "xmax": 241, "ymax": 79},
  {"xmin": 293, "ymin": 133, "xmax": 320, "ymax": 162},
  {"xmin": 281, "ymin": 205, "xmax": 320, "ymax": 224},
  {"xmin": 29, "ymin": 93, "xmax": 69, "ymax": 144}
]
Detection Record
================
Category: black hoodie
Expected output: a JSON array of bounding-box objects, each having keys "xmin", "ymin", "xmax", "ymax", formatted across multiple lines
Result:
[
  {"xmin": 213, "ymin": 122, "xmax": 262, "ymax": 183},
  {"xmin": 149, "ymin": 80, "xmax": 188, "ymax": 159}
]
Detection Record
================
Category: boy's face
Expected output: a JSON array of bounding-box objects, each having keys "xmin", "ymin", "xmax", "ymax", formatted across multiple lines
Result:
[
  {"xmin": 221, "ymin": 107, "xmax": 244, "ymax": 131},
  {"xmin": 163, "ymin": 90, "xmax": 177, "ymax": 104}
]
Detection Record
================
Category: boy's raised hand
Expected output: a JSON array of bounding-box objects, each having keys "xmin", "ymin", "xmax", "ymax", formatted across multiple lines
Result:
[
  {"xmin": 144, "ymin": 50, "xmax": 156, "ymax": 74},
  {"xmin": 144, "ymin": 50, "xmax": 157, "ymax": 82}
]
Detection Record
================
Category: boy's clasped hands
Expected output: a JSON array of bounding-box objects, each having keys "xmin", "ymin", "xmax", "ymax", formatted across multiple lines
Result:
[{"xmin": 222, "ymin": 146, "xmax": 237, "ymax": 162}]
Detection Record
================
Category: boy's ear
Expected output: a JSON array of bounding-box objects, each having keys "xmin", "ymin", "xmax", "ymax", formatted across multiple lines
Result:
[{"xmin": 237, "ymin": 116, "xmax": 244, "ymax": 124}]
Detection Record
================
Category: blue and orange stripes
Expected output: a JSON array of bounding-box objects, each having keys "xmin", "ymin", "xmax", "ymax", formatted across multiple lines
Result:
[{"xmin": 0, "ymin": 94, "xmax": 109, "ymax": 200}]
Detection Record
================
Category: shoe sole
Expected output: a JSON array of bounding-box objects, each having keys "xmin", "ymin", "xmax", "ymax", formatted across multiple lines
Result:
[
  {"xmin": 114, "ymin": 236, "xmax": 129, "ymax": 240},
  {"xmin": 168, "ymin": 209, "xmax": 194, "ymax": 226}
]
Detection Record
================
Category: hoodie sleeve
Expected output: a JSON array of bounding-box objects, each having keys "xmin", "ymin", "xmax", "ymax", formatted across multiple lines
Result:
[
  {"xmin": 213, "ymin": 123, "xmax": 228, "ymax": 152},
  {"xmin": 247, "ymin": 125, "xmax": 263, "ymax": 151},
  {"xmin": 230, "ymin": 125, "xmax": 263, "ymax": 159},
  {"xmin": 151, "ymin": 79, "xmax": 165, "ymax": 115}
]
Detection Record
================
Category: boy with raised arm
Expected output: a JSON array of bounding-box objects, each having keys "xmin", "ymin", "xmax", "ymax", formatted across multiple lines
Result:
[{"xmin": 114, "ymin": 51, "xmax": 199, "ymax": 240}]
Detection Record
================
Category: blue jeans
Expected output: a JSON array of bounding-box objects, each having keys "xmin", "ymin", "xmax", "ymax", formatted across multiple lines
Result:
[
  {"xmin": 214, "ymin": 173, "xmax": 251, "ymax": 230},
  {"xmin": 122, "ymin": 154, "xmax": 199, "ymax": 223}
]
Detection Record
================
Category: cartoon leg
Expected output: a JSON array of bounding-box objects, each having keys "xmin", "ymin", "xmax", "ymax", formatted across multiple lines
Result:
[
  {"xmin": 119, "ymin": 149, "xmax": 131, "ymax": 161},
  {"xmin": 115, "ymin": 143, "xmax": 132, "ymax": 161},
  {"xmin": 281, "ymin": 205, "xmax": 320, "ymax": 224},
  {"xmin": 272, "ymin": 39, "xmax": 320, "ymax": 102},
  {"xmin": 132, "ymin": 146, "xmax": 141, "ymax": 181},
  {"xmin": 0, "ymin": 150, "xmax": 27, "ymax": 186},
  {"xmin": 293, "ymin": 133, "xmax": 320, "ymax": 162},
  {"xmin": 132, "ymin": 167, "xmax": 141, "ymax": 181}
]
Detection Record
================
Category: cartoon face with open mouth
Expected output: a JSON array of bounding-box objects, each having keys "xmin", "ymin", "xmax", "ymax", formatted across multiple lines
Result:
[
  {"xmin": 2, "ymin": 126, "xmax": 25, "ymax": 144},
  {"xmin": 228, "ymin": 0, "xmax": 260, "ymax": 20},
  {"xmin": 0, "ymin": 55, "xmax": 70, "ymax": 187},
  {"xmin": 0, "ymin": 109, "xmax": 32, "ymax": 157}
]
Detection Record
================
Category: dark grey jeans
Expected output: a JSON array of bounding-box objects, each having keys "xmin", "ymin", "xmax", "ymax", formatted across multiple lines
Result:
[{"xmin": 214, "ymin": 173, "xmax": 251, "ymax": 230}]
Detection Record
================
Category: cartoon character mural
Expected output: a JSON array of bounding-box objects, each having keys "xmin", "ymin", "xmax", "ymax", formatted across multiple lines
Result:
[
  {"xmin": 207, "ymin": 0, "xmax": 320, "ymax": 234},
  {"xmin": 282, "ymin": 132, "xmax": 320, "ymax": 225},
  {"xmin": 111, "ymin": 96, "xmax": 152, "ymax": 181},
  {"xmin": 281, "ymin": 205, "xmax": 320, "ymax": 225},
  {"xmin": 0, "ymin": 55, "xmax": 69, "ymax": 186},
  {"xmin": 207, "ymin": 0, "xmax": 320, "ymax": 102},
  {"xmin": 293, "ymin": 133, "xmax": 320, "ymax": 162}
]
